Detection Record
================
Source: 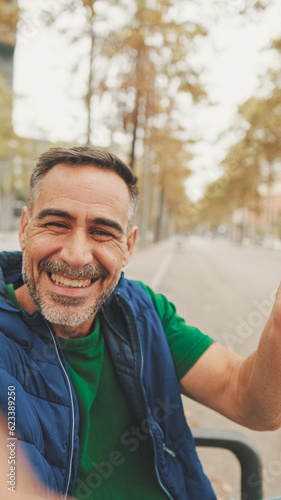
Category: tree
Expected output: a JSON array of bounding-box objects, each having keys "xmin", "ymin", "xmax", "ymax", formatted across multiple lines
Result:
[
  {"xmin": 14, "ymin": 0, "xmax": 208, "ymax": 240},
  {"xmin": 195, "ymin": 33, "xmax": 281, "ymax": 234},
  {"xmin": 144, "ymin": 125, "xmax": 193, "ymax": 236},
  {"xmin": 0, "ymin": 0, "xmax": 18, "ymax": 46},
  {"xmin": 104, "ymin": 0, "xmax": 207, "ymax": 169},
  {"xmin": 100, "ymin": 0, "xmax": 208, "ymax": 240},
  {"xmin": 0, "ymin": 75, "xmax": 14, "ymax": 157},
  {"xmin": 0, "ymin": 0, "xmax": 18, "ymax": 155}
]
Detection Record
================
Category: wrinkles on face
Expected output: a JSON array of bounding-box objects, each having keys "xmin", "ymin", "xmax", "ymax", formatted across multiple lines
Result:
[
  {"xmin": 22, "ymin": 253, "xmax": 120, "ymax": 328},
  {"xmin": 18, "ymin": 164, "xmax": 137, "ymax": 336}
]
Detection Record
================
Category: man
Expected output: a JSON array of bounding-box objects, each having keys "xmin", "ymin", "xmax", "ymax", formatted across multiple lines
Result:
[{"xmin": 0, "ymin": 146, "xmax": 281, "ymax": 500}]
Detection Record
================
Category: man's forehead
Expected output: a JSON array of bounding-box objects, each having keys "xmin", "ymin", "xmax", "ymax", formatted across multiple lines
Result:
[
  {"xmin": 44, "ymin": 162, "xmax": 119, "ymax": 179},
  {"xmin": 39, "ymin": 162, "xmax": 130, "ymax": 197},
  {"xmin": 31, "ymin": 163, "xmax": 131, "ymax": 227}
]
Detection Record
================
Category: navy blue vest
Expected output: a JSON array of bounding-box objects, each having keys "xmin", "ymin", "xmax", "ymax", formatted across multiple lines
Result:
[
  {"xmin": 102, "ymin": 275, "xmax": 216, "ymax": 499},
  {"xmin": 0, "ymin": 251, "xmax": 216, "ymax": 499}
]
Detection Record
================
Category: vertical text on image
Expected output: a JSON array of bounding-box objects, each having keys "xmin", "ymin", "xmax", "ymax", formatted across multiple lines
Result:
[{"xmin": 7, "ymin": 385, "xmax": 16, "ymax": 492}]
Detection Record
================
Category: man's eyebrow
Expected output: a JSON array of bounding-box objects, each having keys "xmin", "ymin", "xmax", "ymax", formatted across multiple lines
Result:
[
  {"xmin": 36, "ymin": 209, "xmax": 75, "ymax": 221},
  {"xmin": 36, "ymin": 211, "xmax": 124, "ymax": 234},
  {"xmin": 92, "ymin": 218, "xmax": 124, "ymax": 235}
]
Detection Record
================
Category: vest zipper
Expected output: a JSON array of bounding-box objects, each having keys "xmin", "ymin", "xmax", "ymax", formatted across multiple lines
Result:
[
  {"xmin": 111, "ymin": 293, "xmax": 174, "ymax": 500},
  {"xmin": 155, "ymin": 422, "xmax": 176, "ymax": 458},
  {"xmin": 130, "ymin": 308, "xmax": 174, "ymax": 500},
  {"xmin": 153, "ymin": 419, "xmax": 177, "ymax": 459},
  {"xmin": 45, "ymin": 322, "xmax": 75, "ymax": 498},
  {"xmin": 163, "ymin": 443, "xmax": 176, "ymax": 457}
]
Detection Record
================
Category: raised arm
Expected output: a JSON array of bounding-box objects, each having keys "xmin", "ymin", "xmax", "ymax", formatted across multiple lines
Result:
[{"xmin": 180, "ymin": 283, "xmax": 281, "ymax": 431}]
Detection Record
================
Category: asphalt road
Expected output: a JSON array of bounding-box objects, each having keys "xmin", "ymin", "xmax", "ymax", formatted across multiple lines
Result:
[
  {"xmin": 125, "ymin": 235, "xmax": 281, "ymax": 500},
  {"xmin": 2, "ymin": 232, "xmax": 281, "ymax": 499}
]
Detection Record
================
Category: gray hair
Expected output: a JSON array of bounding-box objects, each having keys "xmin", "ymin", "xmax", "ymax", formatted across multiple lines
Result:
[{"xmin": 28, "ymin": 146, "xmax": 139, "ymax": 232}]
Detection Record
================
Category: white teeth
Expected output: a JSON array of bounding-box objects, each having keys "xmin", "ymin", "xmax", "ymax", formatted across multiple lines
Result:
[{"xmin": 50, "ymin": 273, "xmax": 91, "ymax": 288}]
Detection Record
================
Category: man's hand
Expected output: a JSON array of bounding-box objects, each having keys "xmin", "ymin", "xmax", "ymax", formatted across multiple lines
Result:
[
  {"xmin": 271, "ymin": 282, "xmax": 281, "ymax": 332},
  {"xmin": 0, "ymin": 414, "xmax": 75, "ymax": 499}
]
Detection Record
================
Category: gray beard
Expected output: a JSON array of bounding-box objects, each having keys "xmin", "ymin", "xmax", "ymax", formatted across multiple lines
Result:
[
  {"xmin": 37, "ymin": 290, "xmax": 109, "ymax": 327},
  {"xmin": 22, "ymin": 253, "xmax": 119, "ymax": 327}
]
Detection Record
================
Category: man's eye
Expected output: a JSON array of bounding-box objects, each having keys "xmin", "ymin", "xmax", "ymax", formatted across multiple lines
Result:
[
  {"xmin": 46, "ymin": 222, "xmax": 68, "ymax": 229},
  {"xmin": 94, "ymin": 230, "xmax": 109, "ymax": 235},
  {"xmin": 91, "ymin": 229, "xmax": 113, "ymax": 240}
]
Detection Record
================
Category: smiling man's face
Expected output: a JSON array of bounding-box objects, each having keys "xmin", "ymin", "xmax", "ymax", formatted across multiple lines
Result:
[{"xmin": 18, "ymin": 163, "xmax": 137, "ymax": 338}]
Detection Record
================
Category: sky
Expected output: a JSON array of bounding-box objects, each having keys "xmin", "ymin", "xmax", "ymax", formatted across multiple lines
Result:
[
  {"xmin": 184, "ymin": 0, "xmax": 281, "ymax": 199},
  {"xmin": 12, "ymin": 0, "xmax": 281, "ymax": 200}
]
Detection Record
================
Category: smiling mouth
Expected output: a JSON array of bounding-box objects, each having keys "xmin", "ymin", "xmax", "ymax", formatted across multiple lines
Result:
[{"xmin": 49, "ymin": 273, "xmax": 96, "ymax": 288}]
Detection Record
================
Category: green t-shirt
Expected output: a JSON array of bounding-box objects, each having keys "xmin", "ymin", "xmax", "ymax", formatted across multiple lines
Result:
[
  {"xmin": 6, "ymin": 281, "xmax": 214, "ymax": 499},
  {"xmin": 58, "ymin": 282, "xmax": 214, "ymax": 500},
  {"xmin": 6, "ymin": 283, "xmax": 21, "ymax": 310}
]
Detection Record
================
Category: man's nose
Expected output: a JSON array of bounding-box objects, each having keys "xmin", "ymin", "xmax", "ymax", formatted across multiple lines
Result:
[{"xmin": 59, "ymin": 229, "xmax": 94, "ymax": 268}]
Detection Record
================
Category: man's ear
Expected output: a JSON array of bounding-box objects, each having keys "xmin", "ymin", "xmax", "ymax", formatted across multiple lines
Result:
[
  {"xmin": 123, "ymin": 226, "xmax": 138, "ymax": 267},
  {"xmin": 19, "ymin": 207, "xmax": 29, "ymax": 251}
]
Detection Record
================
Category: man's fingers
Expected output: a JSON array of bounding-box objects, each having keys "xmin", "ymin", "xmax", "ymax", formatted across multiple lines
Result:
[{"xmin": 0, "ymin": 413, "xmax": 72, "ymax": 499}]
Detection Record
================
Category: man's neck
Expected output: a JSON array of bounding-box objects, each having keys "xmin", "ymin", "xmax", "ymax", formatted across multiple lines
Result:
[
  {"xmin": 51, "ymin": 319, "xmax": 95, "ymax": 339},
  {"xmin": 15, "ymin": 284, "xmax": 37, "ymax": 314}
]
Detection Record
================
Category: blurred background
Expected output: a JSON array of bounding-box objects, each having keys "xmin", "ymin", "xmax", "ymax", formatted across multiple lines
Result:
[
  {"xmin": 2, "ymin": 1, "xmax": 281, "ymax": 499},
  {"xmin": 1, "ymin": 0, "xmax": 281, "ymax": 249}
]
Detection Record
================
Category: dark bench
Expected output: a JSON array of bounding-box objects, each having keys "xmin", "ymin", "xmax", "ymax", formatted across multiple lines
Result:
[{"xmin": 193, "ymin": 428, "xmax": 263, "ymax": 500}]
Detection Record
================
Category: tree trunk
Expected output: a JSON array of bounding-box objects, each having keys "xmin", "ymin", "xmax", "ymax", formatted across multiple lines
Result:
[
  {"xmin": 130, "ymin": 87, "xmax": 140, "ymax": 170},
  {"xmin": 85, "ymin": 25, "xmax": 95, "ymax": 146}
]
